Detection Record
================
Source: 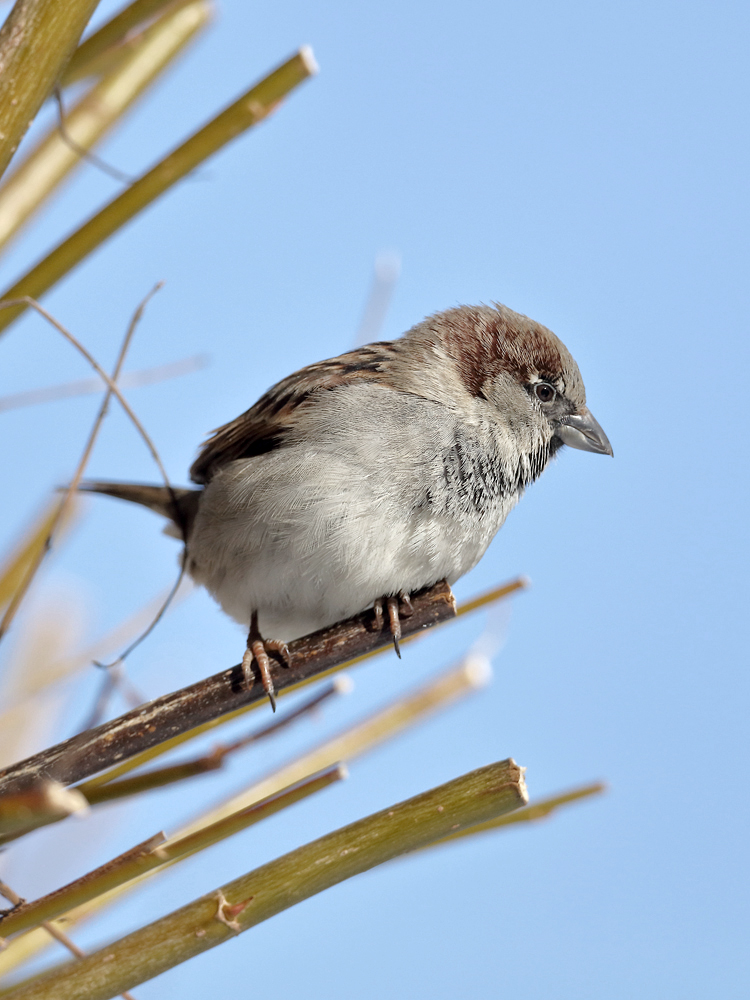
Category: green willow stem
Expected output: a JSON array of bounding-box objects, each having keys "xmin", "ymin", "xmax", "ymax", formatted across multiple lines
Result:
[
  {"xmin": 0, "ymin": 658, "xmax": 487, "ymax": 978},
  {"xmin": 0, "ymin": 0, "xmax": 211, "ymax": 251},
  {"xmin": 0, "ymin": 782, "xmax": 87, "ymax": 839},
  {"xmin": 1, "ymin": 760, "xmax": 526, "ymax": 1000},
  {"xmin": 424, "ymin": 782, "xmax": 607, "ymax": 849},
  {"xmin": 0, "ymin": 767, "xmax": 343, "ymax": 939},
  {"xmin": 0, "ymin": 46, "xmax": 318, "ymax": 336},
  {"xmin": 0, "ymin": 0, "xmax": 101, "ymax": 179}
]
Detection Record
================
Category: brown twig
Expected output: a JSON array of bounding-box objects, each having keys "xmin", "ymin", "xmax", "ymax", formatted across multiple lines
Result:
[
  {"xmin": 0, "ymin": 580, "xmax": 456, "ymax": 799},
  {"xmin": 83, "ymin": 678, "xmax": 351, "ymax": 804},
  {"xmin": 78, "ymin": 658, "xmax": 147, "ymax": 733},
  {"xmin": 53, "ymin": 85, "xmax": 136, "ymax": 184}
]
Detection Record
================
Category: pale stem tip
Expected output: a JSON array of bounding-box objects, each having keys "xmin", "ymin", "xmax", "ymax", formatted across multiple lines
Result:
[
  {"xmin": 335, "ymin": 763, "xmax": 350, "ymax": 780},
  {"xmin": 517, "ymin": 764, "xmax": 529, "ymax": 803},
  {"xmin": 299, "ymin": 45, "xmax": 319, "ymax": 75},
  {"xmin": 47, "ymin": 782, "xmax": 90, "ymax": 818},
  {"xmin": 463, "ymin": 654, "xmax": 493, "ymax": 688},
  {"xmin": 333, "ymin": 674, "xmax": 354, "ymax": 695}
]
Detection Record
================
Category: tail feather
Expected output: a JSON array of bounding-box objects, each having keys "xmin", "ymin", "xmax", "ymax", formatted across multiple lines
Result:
[{"xmin": 80, "ymin": 481, "xmax": 201, "ymax": 537}]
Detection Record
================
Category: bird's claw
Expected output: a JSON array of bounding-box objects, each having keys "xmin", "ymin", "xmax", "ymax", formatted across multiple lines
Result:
[
  {"xmin": 243, "ymin": 613, "xmax": 290, "ymax": 712},
  {"xmin": 373, "ymin": 591, "xmax": 414, "ymax": 658}
]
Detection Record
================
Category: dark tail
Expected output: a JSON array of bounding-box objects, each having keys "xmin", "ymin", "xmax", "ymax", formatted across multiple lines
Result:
[{"xmin": 80, "ymin": 481, "xmax": 201, "ymax": 537}]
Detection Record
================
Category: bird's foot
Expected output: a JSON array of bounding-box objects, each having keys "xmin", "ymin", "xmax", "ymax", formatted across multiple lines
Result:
[
  {"xmin": 373, "ymin": 591, "xmax": 414, "ymax": 658},
  {"xmin": 241, "ymin": 611, "xmax": 290, "ymax": 712}
]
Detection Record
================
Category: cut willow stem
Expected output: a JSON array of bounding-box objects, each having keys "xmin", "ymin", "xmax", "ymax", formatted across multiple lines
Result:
[
  {"xmin": 62, "ymin": 0, "xmax": 188, "ymax": 86},
  {"xmin": 0, "ymin": 782, "xmax": 87, "ymax": 839},
  {"xmin": 83, "ymin": 679, "xmax": 349, "ymax": 804},
  {"xmin": 1, "ymin": 760, "xmax": 526, "ymax": 1000},
  {"xmin": 0, "ymin": 658, "xmax": 486, "ymax": 975},
  {"xmin": 0, "ymin": 768, "xmax": 343, "ymax": 940},
  {"xmin": 0, "ymin": 0, "xmax": 101, "ymax": 180},
  {"xmin": 422, "ymin": 781, "xmax": 607, "ymax": 850},
  {"xmin": 0, "ymin": 0, "xmax": 211, "ymax": 251},
  {"xmin": 0, "ymin": 47, "xmax": 318, "ymax": 336},
  {"xmin": 0, "ymin": 580, "xmax": 455, "ymax": 798}
]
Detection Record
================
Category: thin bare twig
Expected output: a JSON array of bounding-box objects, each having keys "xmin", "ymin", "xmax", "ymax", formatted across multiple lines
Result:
[
  {"xmin": 94, "ymin": 549, "xmax": 187, "ymax": 671},
  {"xmin": 78, "ymin": 658, "xmax": 147, "ymax": 733},
  {"xmin": 0, "ymin": 296, "xmax": 176, "ymax": 501},
  {"xmin": 354, "ymin": 251, "xmax": 401, "ymax": 346},
  {"xmin": 53, "ymin": 86, "xmax": 136, "ymax": 184},
  {"xmin": 0, "ymin": 287, "xmax": 163, "ymax": 644},
  {"xmin": 0, "ymin": 355, "xmax": 208, "ymax": 412}
]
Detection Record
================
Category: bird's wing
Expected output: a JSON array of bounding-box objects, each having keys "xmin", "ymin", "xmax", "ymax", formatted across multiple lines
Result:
[{"xmin": 189, "ymin": 342, "xmax": 401, "ymax": 484}]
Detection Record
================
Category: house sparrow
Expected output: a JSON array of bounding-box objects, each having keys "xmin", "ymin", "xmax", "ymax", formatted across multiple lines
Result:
[{"xmin": 86, "ymin": 302, "xmax": 612, "ymax": 708}]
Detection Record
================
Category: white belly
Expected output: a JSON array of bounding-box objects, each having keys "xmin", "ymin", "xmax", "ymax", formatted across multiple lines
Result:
[{"xmin": 186, "ymin": 385, "xmax": 525, "ymax": 640}]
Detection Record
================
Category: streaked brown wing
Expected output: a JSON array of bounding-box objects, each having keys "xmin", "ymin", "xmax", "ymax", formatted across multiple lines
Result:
[{"xmin": 189, "ymin": 342, "xmax": 401, "ymax": 484}]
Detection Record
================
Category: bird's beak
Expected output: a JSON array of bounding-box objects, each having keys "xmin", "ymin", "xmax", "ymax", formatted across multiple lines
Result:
[{"xmin": 555, "ymin": 407, "xmax": 613, "ymax": 456}]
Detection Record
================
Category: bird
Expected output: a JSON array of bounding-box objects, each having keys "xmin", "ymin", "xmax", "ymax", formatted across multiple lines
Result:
[{"xmin": 85, "ymin": 302, "xmax": 612, "ymax": 709}]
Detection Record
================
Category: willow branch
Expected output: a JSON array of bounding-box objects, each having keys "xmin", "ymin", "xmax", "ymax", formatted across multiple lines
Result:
[
  {"xmin": 0, "ymin": 768, "xmax": 343, "ymax": 939},
  {"xmin": 0, "ymin": 47, "xmax": 318, "ymax": 336},
  {"xmin": 0, "ymin": 761, "xmax": 526, "ymax": 999},
  {"xmin": 0, "ymin": 658, "xmax": 486, "ymax": 974},
  {"xmin": 0, "ymin": 0, "xmax": 101, "ymax": 179},
  {"xmin": 83, "ymin": 678, "xmax": 349, "ymax": 804},
  {"xmin": 0, "ymin": 0, "xmax": 211, "ymax": 251}
]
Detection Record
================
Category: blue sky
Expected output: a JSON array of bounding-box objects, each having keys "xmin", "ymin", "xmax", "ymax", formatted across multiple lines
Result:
[{"xmin": 0, "ymin": 1, "xmax": 748, "ymax": 997}]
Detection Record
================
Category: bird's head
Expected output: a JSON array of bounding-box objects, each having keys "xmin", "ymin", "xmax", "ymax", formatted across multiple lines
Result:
[{"xmin": 411, "ymin": 303, "xmax": 613, "ymax": 459}]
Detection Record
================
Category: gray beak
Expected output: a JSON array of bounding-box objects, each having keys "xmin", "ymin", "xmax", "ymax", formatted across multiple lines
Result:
[{"xmin": 555, "ymin": 408, "xmax": 613, "ymax": 456}]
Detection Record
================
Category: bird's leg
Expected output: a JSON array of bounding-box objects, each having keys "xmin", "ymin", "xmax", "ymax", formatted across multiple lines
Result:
[
  {"xmin": 240, "ymin": 611, "xmax": 290, "ymax": 713},
  {"xmin": 373, "ymin": 591, "xmax": 415, "ymax": 658}
]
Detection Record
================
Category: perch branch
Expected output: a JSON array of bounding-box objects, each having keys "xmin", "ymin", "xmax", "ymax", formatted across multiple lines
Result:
[
  {"xmin": 0, "ymin": 580, "xmax": 455, "ymax": 800},
  {"xmin": 83, "ymin": 679, "xmax": 349, "ymax": 804},
  {"xmin": 0, "ymin": 657, "xmax": 487, "ymax": 974}
]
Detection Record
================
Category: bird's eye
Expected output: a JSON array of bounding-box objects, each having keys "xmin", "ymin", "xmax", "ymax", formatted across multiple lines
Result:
[{"xmin": 534, "ymin": 383, "xmax": 556, "ymax": 404}]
